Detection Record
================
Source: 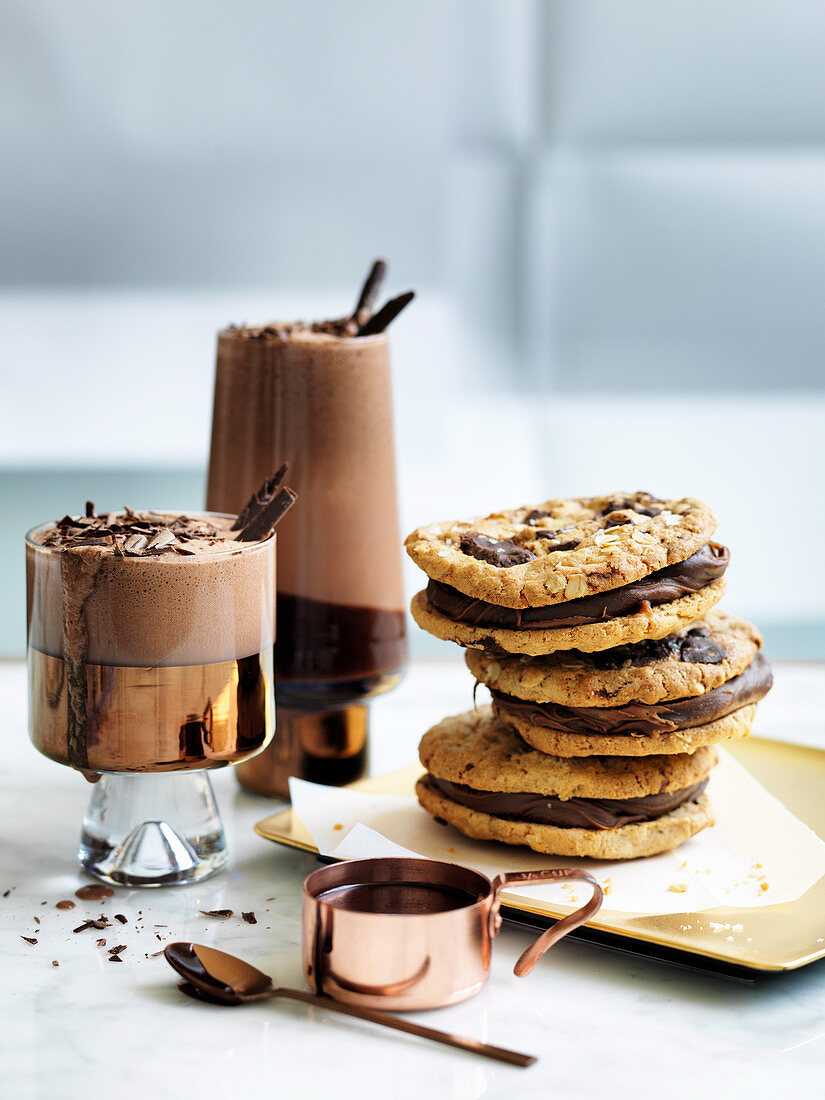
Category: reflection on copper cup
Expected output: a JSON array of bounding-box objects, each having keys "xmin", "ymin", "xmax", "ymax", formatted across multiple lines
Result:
[{"xmin": 302, "ymin": 857, "xmax": 603, "ymax": 1011}]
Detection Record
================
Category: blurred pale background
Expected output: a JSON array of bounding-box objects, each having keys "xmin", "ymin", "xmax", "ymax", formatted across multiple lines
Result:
[{"xmin": 2, "ymin": 0, "xmax": 823, "ymax": 657}]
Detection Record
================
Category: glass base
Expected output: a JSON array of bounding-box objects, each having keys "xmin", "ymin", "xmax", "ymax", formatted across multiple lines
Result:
[
  {"xmin": 236, "ymin": 704, "xmax": 369, "ymax": 799},
  {"xmin": 79, "ymin": 771, "xmax": 227, "ymax": 887}
]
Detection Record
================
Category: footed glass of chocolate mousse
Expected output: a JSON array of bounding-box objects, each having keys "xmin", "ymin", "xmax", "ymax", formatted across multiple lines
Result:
[
  {"xmin": 26, "ymin": 485, "xmax": 291, "ymax": 886},
  {"xmin": 206, "ymin": 261, "xmax": 410, "ymax": 797}
]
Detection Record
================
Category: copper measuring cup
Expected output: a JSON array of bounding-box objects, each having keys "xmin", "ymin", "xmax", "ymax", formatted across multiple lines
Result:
[{"xmin": 302, "ymin": 857, "xmax": 603, "ymax": 1011}]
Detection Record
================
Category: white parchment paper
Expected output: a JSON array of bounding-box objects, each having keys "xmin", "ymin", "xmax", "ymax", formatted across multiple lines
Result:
[{"xmin": 288, "ymin": 750, "xmax": 825, "ymax": 915}]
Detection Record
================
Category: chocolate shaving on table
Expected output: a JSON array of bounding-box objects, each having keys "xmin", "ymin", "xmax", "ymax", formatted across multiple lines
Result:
[
  {"xmin": 199, "ymin": 909, "xmax": 234, "ymax": 919},
  {"xmin": 352, "ymin": 258, "xmax": 388, "ymax": 326},
  {"xmin": 109, "ymin": 955, "xmax": 123, "ymax": 963},
  {"xmin": 73, "ymin": 918, "xmax": 109, "ymax": 933},
  {"xmin": 241, "ymin": 911, "xmax": 257, "ymax": 924},
  {"xmin": 231, "ymin": 464, "xmax": 288, "ymax": 530},
  {"xmin": 358, "ymin": 290, "xmax": 415, "ymax": 335},
  {"xmin": 21, "ymin": 936, "xmax": 37, "ymax": 945},
  {"xmin": 235, "ymin": 486, "xmax": 298, "ymax": 542},
  {"xmin": 114, "ymin": 913, "xmax": 128, "ymax": 924}
]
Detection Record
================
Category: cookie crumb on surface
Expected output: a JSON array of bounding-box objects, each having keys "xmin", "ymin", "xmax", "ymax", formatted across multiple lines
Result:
[{"xmin": 668, "ymin": 883, "xmax": 688, "ymax": 893}]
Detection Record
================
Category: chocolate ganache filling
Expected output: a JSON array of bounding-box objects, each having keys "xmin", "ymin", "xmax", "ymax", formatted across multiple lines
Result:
[
  {"xmin": 427, "ymin": 544, "xmax": 729, "ymax": 629},
  {"xmin": 427, "ymin": 775, "xmax": 708, "ymax": 830},
  {"xmin": 491, "ymin": 652, "xmax": 773, "ymax": 737}
]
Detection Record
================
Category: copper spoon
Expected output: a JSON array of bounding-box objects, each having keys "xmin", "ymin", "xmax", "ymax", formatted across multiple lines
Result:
[{"xmin": 164, "ymin": 942, "xmax": 536, "ymax": 1068}]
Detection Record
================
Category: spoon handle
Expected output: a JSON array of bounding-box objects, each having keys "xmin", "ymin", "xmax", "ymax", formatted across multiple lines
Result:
[{"xmin": 272, "ymin": 987, "xmax": 536, "ymax": 1068}]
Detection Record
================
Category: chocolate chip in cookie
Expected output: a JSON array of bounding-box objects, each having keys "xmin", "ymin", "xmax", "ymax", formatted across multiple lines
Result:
[
  {"xmin": 532, "ymin": 529, "xmax": 581, "ymax": 551},
  {"xmin": 601, "ymin": 496, "xmax": 663, "ymax": 518},
  {"xmin": 591, "ymin": 627, "xmax": 726, "ymax": 670},
  {"xmin": 680, "ymin": 627, "xmax": 726, "ymax": 664},
  {"xmin": 459, "ymin": 532, "xmax": 536, "ymax": 568}
]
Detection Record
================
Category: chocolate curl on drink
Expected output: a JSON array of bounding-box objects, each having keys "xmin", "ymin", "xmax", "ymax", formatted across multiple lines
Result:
[
  {"xmin": 234, "ymin": 468, "xmax": 299, "ymax": 542},
  {"xmin": 358, "ymin": 291, "xmax": 415, "ymax": 336},
  {"xmin": 352, "ymin": 259, "xmax": 388, "ymax": 328},
  {"xmin": 231, "ymin": 464, "xmax": 288, "ymax": 531}
]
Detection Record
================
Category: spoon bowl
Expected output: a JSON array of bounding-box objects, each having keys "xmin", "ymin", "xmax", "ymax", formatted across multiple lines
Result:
[{"xmin": 165, "ymin": 942, "xmax": 273, "ymax": 1002}]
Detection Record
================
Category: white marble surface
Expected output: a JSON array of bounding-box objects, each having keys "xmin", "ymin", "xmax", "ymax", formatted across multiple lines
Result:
[{"xmin": 3, "ymin": 658, "xmax": 825, "ymax": 1100}]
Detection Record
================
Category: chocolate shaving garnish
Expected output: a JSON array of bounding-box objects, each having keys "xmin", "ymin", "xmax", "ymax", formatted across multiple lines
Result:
[
  {"xmin": 85, "ymin": 501, "xmax": 95, "ymax": 517},
  {"xmin": 236, "ymin": 486, "xmax": 298, "ymax": 542},
  {"xmin": 459, "ymin": 532, "xmax": 536, "ymax": 568},
  {"xmin": 123, "ymin": 533, "xmax": 148, "ymax": 555},
  {"xmin": 145, "ymin": 529, "xmax": 177, "ymax": 552},
  {"xmin": 352, "ymin": 259, "xmax": 388, "ymax": 326},
  {"xmin": 199, "ymin": 909, "xmax": 234, "ymax": 919},
  {"xmin": 358, "ymin": 290, "xmax": 415, "ymax": 336},
  {"xmin": 231, "ymin": 465, "xmax": 288, "ymax": 531},
  {"xmin": 241, "ymin": 911, "xmax": 257, "ymax": 924},
  {"xmin": 111, "ymin": 534, "xmax": 124, "ymax": 558},
  {"xmin": 21, "ymin": 936, "xmax": 37, "ymax": 945}
]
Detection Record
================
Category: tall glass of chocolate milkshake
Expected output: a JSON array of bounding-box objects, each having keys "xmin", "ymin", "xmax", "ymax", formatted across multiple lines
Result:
[
  {"xmin": 26, "ymin": 499, "xmax": 285, "ymax": 886},
  {"xmin": 206, "ymin": 263, "xmax": 410, "ymax": 797}
]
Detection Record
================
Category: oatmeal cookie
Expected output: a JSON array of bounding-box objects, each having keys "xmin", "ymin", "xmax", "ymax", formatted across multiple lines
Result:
[
  {"xmin": 405, "ymin": 492, "xmax": 717, "ymax": 608},
  {"xmin": 417, "ymin": 775, "xmax": 713, "ymax": 859},
  {"xmin": 411, "ymin": 577, "xmax": 726, "ymax": 655},
  {"xmin": 466, "ymin": 609, "xmax": 763, "ymax": 706}
]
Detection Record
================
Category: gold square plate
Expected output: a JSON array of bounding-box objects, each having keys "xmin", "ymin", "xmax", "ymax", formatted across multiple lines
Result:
[{"xmin": 255, "ymin": 736, "xmax": 825, "ymax": 977}]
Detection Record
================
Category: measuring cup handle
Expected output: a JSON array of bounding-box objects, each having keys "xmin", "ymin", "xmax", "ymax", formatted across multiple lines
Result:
[{"xmin": 490, "ymin": 868, "xmax": 603, "ymax": 978}]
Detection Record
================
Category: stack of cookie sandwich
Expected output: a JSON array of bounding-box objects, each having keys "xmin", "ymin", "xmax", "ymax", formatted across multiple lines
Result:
[{"xmin": 405, "ymin": 492, "xmax": 772, "ymax": 859}]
